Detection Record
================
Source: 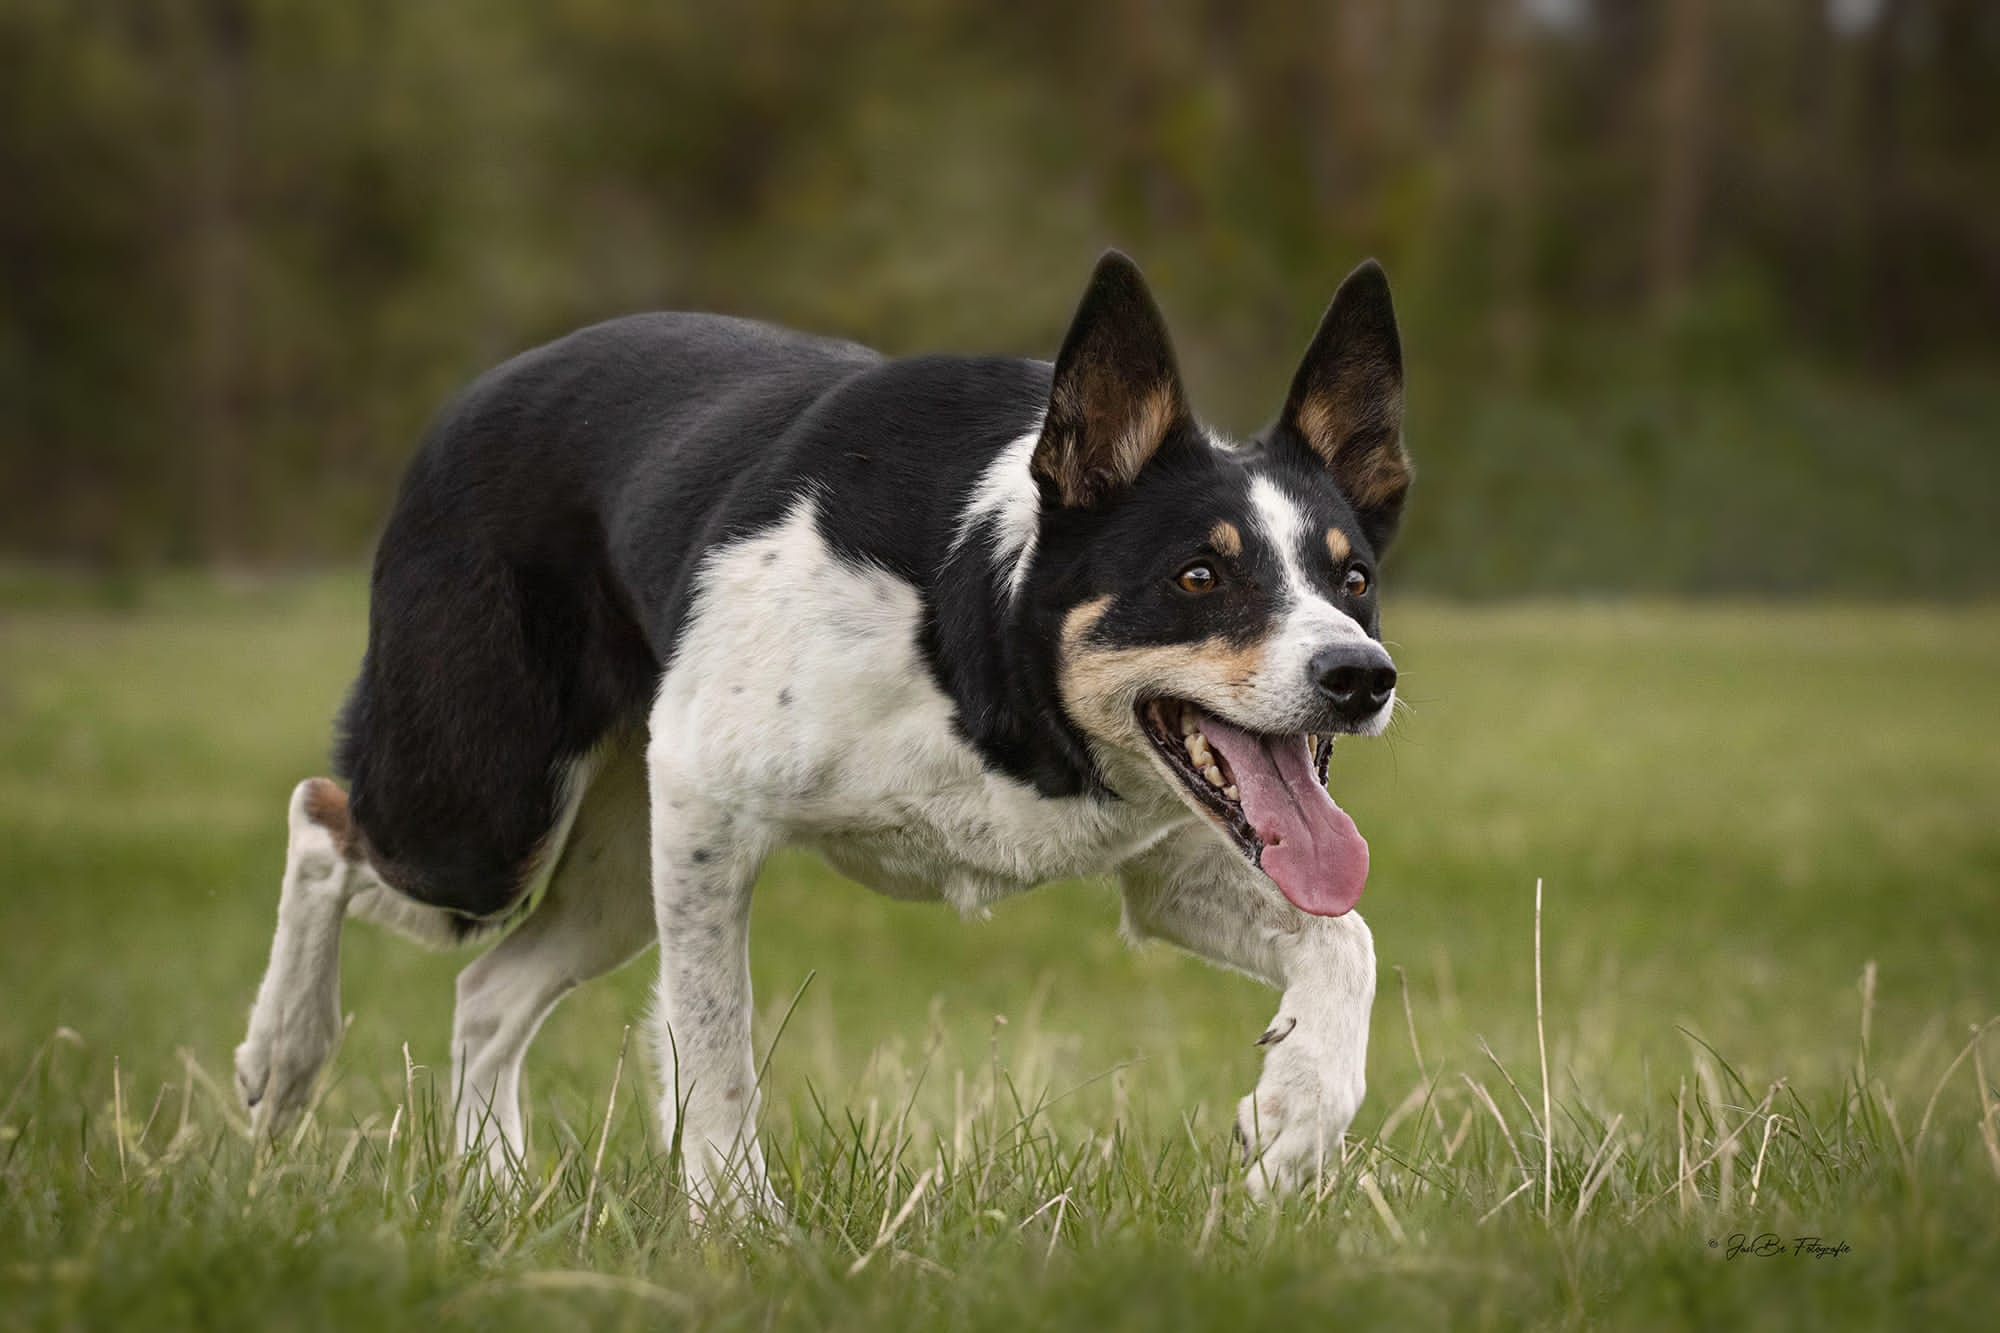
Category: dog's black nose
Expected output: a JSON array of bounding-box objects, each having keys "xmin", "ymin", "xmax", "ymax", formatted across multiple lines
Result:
[{"xmin": 1311, "ymin": 644, "xmax": 1397, "ymax": 724}]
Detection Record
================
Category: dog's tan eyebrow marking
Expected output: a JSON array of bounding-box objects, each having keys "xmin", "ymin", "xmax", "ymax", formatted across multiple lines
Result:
[
  {"xmin": 1325, "ymin": 528, "xmax": 1351, "ymax": 562},
  {"xmin": 1209, "ymin": 521, "xmax": 1242, "ymax": 557}
]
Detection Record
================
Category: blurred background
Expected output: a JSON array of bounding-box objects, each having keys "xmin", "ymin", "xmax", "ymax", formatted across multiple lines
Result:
[
  {"xmin": 3, "ymin": 13, "xmax": 1999, "ymax": 1316},
  {"xmin": 4, "ymin": 0, "xmax": 1997, "ymax": 594}
]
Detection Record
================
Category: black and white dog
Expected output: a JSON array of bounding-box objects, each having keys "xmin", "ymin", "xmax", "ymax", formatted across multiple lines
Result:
[{"xmin": 236, "ymin": 252, "xmax": 1412, "ymax": 1206}]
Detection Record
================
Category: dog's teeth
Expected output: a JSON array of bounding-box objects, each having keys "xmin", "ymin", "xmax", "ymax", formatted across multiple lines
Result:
[
  {"xmin": 1203, "ymin": 764, "xmax": 1224, "ymax": 787},
  {"xmin": 1224, "ymin": 784, "xmax": 1238, "ymax": 801},
  {"xmin": 1179, "ymin": 711, "xmax": 1197, "ymax": 737}
]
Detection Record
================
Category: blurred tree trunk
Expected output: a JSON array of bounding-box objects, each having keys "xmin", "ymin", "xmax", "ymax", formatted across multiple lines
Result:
[
  {"xmin": 1111, "ymin": 0, "xmax": 1196, "ymax": 230},
  {"xmin": 1856, "ymin": 0, "xmax": 1912, "ymax": 364},
  {"xmin": 1312, "ymin": 0, "xmax": 1391, "ymax": 215},
  {"xmin": 1488, "ymin": 0, "xmax": 1538, "ymax": 378},
  {"xmin": 1787, "ymin": 0, "xmax": 1838, "ymax": 334},
  {"xmin": 1932, "ymin": 0, "xmax": 1996, "ymax": 157},
  {"xmin": 1650, "ymin": 0, "xmax": 1709, "ymax": 319},
  {"xmin": 1423, "ymin": 0, "xmax": 1488, "ymax": 139},
  {"xmin": 190, "ymin": 0, "xmax": 249, "ymax": 560}
]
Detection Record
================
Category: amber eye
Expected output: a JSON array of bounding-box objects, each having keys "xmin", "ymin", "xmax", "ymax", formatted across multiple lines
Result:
[
  {"xmin": 1343, "ymin": 566, "xmax": 1370, "ymax": 598},
  {"xmin": 1176, "ymin": 563, "xmax": 1218, "ymax": 594}
]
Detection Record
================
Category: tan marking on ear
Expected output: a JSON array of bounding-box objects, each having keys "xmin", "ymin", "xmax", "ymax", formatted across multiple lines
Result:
[
  {"xmin": 1209, "ymin": 521, "xmax": 1243, "ymax": 557},
  {"xmin": 1113, "ymin": 382, "xmax": 1179, "ymax": 483},
  {"xmin": 300, "ymin": 777, "xmax": 359, "ymax": 860},
  {"xmin": 1325, "ymin": 528, "xmax": 1351, "ymax": 562},
  {"xmin": 1089, "ymin": 381, "xmax": 1179, "ymax": 503},
  {"xmin": 1346, "ymin": 447, "xmax": 1413, "ymax": 511},
  {"xmin": 1294, "ymin": 385, "xmax": 1410, "ymax": 511},
  {"xmin": 1039, "ymin": 382, "xmax": 1180, "ymax": 508}
]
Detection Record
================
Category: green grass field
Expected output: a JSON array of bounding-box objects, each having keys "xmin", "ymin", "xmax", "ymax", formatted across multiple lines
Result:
[{"xmin": 3, "ymin": 578, "xmax": 1997, "ymax": 1331}]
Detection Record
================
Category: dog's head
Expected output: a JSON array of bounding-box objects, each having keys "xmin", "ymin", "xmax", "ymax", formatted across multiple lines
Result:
[{"xmin": 1028, "ymin": 252, "xmax": 1411, "ymax": 917}]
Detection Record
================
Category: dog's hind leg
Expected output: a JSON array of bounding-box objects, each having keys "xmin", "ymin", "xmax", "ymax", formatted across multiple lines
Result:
[
  {"xmin": 449, "ymin": 741, "xmax": 654, "ymax": 1181},
  {"xmin": 235, "ymin": 778, "xmax": 371, "ymax": 1137}
]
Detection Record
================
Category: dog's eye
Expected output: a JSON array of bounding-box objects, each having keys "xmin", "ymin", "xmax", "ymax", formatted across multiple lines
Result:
[
  {"xmin": 1343, "ymin": 566, "xmax": 1370, "ymax": 598},
  {"xmin": 1176, "ymin": 563, "xmax": 1218, "ymax": 594}
]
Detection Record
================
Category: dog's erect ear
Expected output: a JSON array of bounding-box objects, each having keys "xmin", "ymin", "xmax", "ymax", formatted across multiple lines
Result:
[
  {"xmin": 1033, "ymin": 251, "xmax": 1190, "ymax": 508},
  {"xmin": 1278, "ymin": 260, "xmax": 1413, "ymax": 550}
]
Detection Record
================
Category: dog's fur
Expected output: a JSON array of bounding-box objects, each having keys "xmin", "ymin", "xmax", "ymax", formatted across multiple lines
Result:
[{"xmin": 236, "ymin": 253, "xmax": 1413, "ymax": 1205}]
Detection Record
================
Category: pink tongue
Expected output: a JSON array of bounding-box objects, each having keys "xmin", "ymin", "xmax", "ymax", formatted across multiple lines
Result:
[{"xmin": 1199, "ymin": 716, "xmax": 1368, "ymax": 916}]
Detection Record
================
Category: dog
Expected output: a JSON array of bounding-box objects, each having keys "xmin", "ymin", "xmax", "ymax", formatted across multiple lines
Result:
[{"xmin": 235, "ymin": 251, "xmax": 1411, "ymax": 1207}]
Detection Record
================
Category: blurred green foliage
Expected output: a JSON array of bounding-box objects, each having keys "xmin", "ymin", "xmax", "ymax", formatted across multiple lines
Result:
[{"xmin": 2, "ymin": 0, "xmax": 1996, "ymax": 592}]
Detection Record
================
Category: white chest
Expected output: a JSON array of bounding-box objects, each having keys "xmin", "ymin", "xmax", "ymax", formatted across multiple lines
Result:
[{"xmin": 650, "ymin": 501, "xmax": 1173, "ymax": 909}]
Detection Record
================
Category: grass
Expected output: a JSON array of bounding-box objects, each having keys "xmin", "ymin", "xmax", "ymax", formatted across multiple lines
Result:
[{"xmin": 2, "ymin": 575, "xmax": 1997, "ymax": 1330}]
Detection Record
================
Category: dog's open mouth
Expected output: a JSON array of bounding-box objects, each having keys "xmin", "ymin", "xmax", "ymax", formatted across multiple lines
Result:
[{"xmin": 1138, "ymin": 700, "xmax": 1369, "ymax": 917}]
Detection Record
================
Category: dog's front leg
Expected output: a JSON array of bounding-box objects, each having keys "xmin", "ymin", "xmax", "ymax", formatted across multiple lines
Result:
[
  {"xmin": 1230, "ymin": 910, "xmax": 1374, "ymax": 1198},
  {"xmin": 647, "ymin": 777, "xmax": 778, "ymax": 1220},
  {"xmin": 1120, "ymin": 829, "xmax": 1376, "ymax": 1198}
]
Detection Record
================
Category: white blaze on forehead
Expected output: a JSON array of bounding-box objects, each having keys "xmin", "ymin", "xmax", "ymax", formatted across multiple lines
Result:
[
  {"xmin": 951, "ymin": 424, "xmax": 1043, "ymax": 602},
  {"xmin": 1244, "ymin": 476, "xmax": 1373, "ymax": 730},
  {"xmin": 1248, "ymin": 476, "xmax": 1319, "ymax": 609}
]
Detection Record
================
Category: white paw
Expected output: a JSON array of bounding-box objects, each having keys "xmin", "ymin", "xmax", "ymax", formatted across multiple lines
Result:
[
  {"xmin": 1234, "ymin": 1024, "xmax": 1365, "ymax": 1199},
  {"xmin": 678, "ymin": 1131, "xmax": 783, "ymax": 1224},
  {"xmin": 234, "ymin": 999, "xmax": 341, "ymax": 1136},
  {"xmin": 456, "ymin": 1106, "xmax": 529, "ymax": 1189}
]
